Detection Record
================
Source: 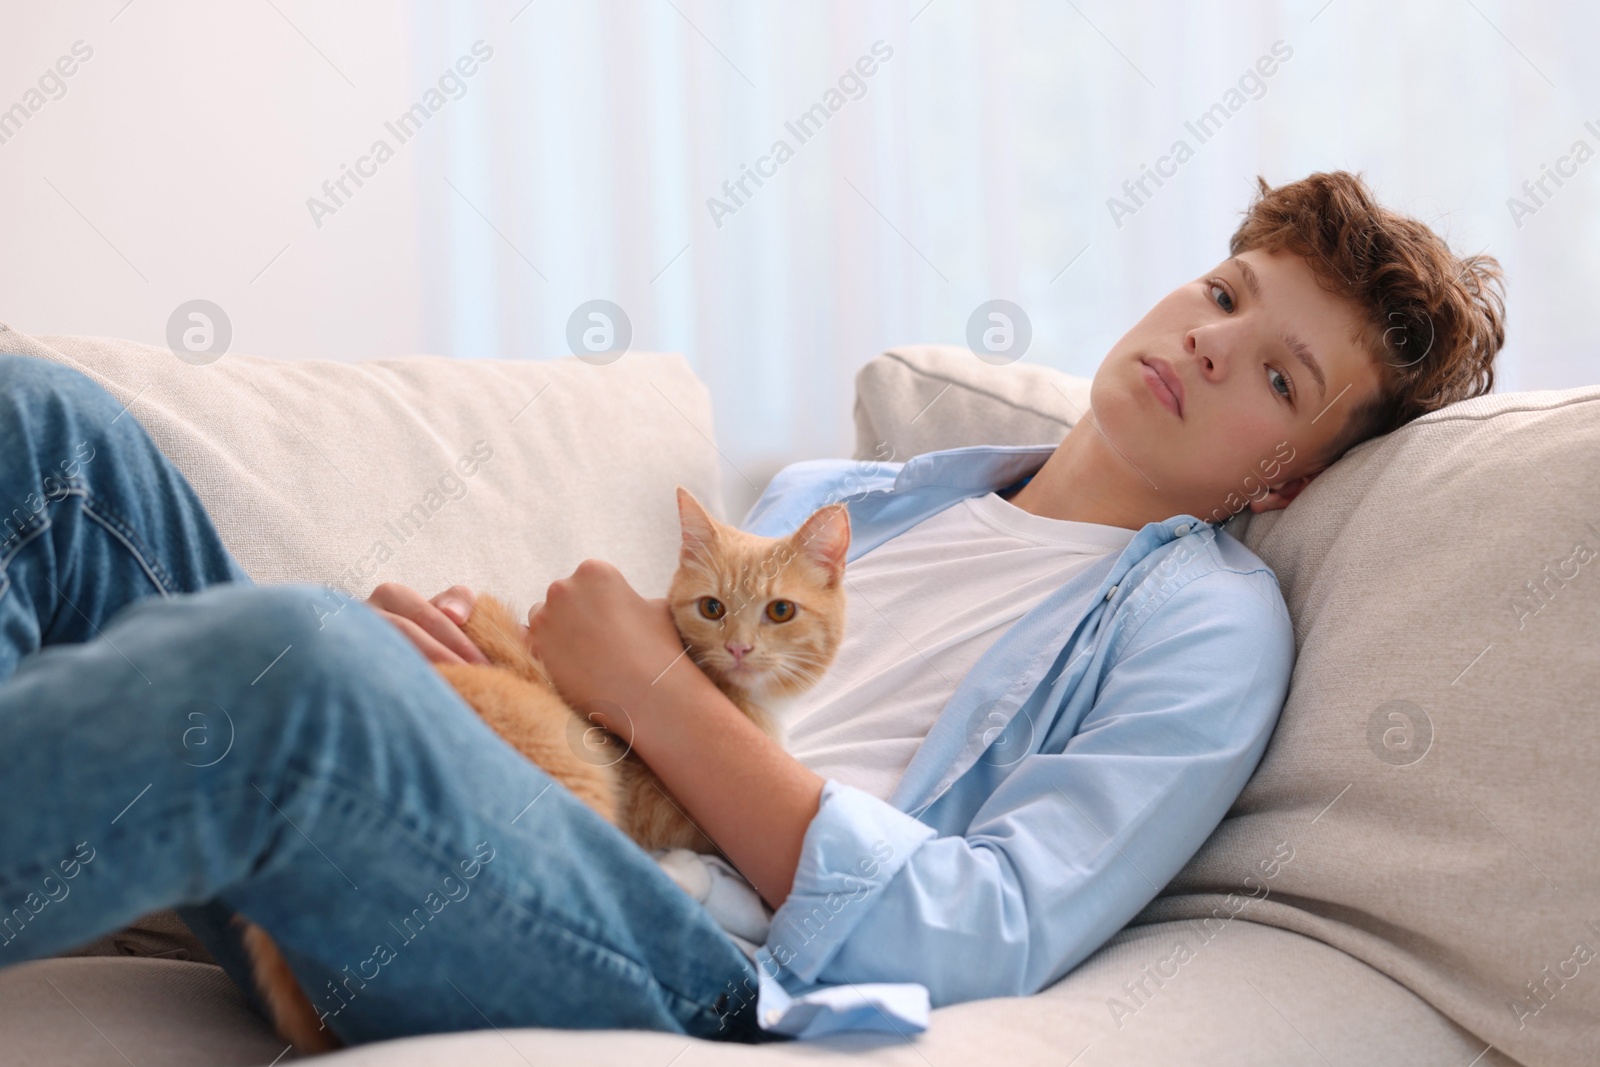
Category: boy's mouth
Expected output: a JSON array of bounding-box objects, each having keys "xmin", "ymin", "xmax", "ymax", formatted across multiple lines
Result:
[{"xmin": 1139, "ymin": 356, "xmax": 1185, "ymax": 418}]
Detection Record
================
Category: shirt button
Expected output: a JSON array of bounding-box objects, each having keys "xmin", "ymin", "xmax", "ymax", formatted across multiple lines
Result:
[
  {"xmin": 1174, "ymin": 523, "xmax": 1191, "ymax": 536},
  {"xmin": 765, "ymin": 1008, "xmax": 782, "ymax": 1025},
  {"xmin": 1104, "ymin": 584, "xmax": 1118, "ymax": 601}
]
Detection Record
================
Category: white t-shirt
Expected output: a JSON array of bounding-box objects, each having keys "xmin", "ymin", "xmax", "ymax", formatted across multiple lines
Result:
[{"xmin": 776, "ymin": 489, "xmax": 1137, "ymax": 803}]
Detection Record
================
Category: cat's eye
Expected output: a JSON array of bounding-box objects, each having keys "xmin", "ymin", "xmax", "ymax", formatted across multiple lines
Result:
[
  {"xmin": 699, "ymin": 596, "xmax": 726, "ymax": 620},
  {"xmin": 765, "ymin": 599, "xmax": 796, "ymax": 623}
]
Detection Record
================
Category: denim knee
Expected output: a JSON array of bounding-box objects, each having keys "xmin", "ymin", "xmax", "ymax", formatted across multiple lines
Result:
[
  {"xmin": 0, "ymin": 352, "xmax": 156, "ymax": 500},
  {"xmin": 0, "ymin": 352, "xmax": 129, "ymax": 429}
]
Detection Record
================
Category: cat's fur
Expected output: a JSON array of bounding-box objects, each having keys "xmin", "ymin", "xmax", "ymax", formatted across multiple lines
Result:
[{"xmin": 236, "ymin": 485, "xmax": 851, "ymax": 1053}]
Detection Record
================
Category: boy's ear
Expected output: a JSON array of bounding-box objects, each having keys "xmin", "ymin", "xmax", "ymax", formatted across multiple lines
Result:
[{"xmin": 1248, "ymin": 470, "xmax": 1320, "ymax": 513}]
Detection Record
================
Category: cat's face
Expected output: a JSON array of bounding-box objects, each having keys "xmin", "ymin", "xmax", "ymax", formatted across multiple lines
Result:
[{"xmin": 667, "ymin": 486, "xmax": 850, "ymax": 701}]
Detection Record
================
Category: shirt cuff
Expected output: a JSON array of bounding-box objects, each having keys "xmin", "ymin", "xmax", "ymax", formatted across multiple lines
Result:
[
  {"xmin": 763, "ymin": 777, "xmax": 938, "ymax": 983},
  {"xmin": 751, "ymin": 963, "xmax": 932, "ymax": 1038}
]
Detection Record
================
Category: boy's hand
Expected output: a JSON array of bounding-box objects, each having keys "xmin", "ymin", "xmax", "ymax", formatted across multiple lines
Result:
[
  {"xmin": 525, "ymin": 559, "xmax": 688, "ymax": 728},
  {"xmin": 365, "ymin": 582, "xmax": 490, "ymax": 665}
]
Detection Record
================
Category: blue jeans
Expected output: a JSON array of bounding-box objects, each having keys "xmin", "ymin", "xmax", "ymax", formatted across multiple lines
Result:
[{"xmin": 0, "ymin": 353, "xmax": 773, "ymax": 1046}]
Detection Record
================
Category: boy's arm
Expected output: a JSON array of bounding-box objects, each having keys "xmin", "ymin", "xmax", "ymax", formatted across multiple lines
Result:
[
  {"xmin": 521, "ymin": 558, "xmax": 832, "ymax": 907},
  {"xmin": 627, "ymin": 661, "xmax": 825, "ymax": 909}
]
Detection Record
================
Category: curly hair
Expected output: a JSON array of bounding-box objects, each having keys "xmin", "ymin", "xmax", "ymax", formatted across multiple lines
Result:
[{"xmin": 1228, "ymin": 171, "xmax": 1507, "ymax": 470}]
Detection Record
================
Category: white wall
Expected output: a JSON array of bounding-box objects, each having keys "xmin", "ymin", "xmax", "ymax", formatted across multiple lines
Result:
[
  {"xmin": 2, "ymin": 1, "xmax": 1596, "ymax": 524},
  {"xmin": 0, "ymin": 1, "xmax": 428, "ymax": 359}
]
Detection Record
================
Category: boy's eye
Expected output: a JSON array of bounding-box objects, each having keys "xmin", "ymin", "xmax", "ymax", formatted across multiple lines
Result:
[
  {"xmin": 1209, "ymin": 282, "xmax": 1235, "ymax": 313},
  {"xmin": 699, "ymin": 596, "xmax": 726, "ymax": 620},
  {"xmin": 765, "ymin": 599, "xmax": 796, "ymax": 623},
  {"xmin": 1267, "ymin": 365, "xmax": 1294, "ymax": 402}
]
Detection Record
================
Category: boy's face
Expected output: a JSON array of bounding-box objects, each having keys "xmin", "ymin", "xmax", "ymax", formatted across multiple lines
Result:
[{"xmin": 1089, "ymin": 246, "xmax": 1385, "ymax": 521}]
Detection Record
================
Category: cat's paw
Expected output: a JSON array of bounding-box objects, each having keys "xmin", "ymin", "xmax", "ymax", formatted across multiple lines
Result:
[{"xmin": 651, "ymin": 846, "xmax": 712, "ymax": 901}]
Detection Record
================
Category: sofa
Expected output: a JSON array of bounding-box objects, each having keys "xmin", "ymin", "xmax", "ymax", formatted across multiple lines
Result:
[{"xmin": 0, "ymin": 324, "xmax": 1593, "ymax": 1066}]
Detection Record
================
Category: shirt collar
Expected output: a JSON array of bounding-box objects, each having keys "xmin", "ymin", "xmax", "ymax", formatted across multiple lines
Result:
[
  {"xmin": 887, "ymin": 442, "xmax": 1222, "ymax": 540},
  {"xmin": 890, "ymin": 442, "xmax": 1058, "ymax": 492}
]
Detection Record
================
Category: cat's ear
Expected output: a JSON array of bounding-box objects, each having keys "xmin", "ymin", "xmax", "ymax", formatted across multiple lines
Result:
[
  {"xmin": 789, "ymin": 503, "xmax": 850, "ymax": 588},
  {"xmin": 676, "ymin": 486, "xmax": 719, "ymax": 562}
]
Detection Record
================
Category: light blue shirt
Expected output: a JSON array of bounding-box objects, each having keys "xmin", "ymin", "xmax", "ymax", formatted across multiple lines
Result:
[{"xmin": 734, "ymin": 443, "xmax": 1295, "ymax": 1039}]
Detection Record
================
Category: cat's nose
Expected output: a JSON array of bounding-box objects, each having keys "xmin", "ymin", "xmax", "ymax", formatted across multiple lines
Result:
[{"xmin": 725, "ymin": 642, "xmax": 751, "ymax": 663}]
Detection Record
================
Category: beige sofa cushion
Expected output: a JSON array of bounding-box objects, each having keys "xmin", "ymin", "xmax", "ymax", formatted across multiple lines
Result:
[
  {"xmin": 852, "ymin": 343, "xmax": 1600, "ymax": 1067},
  {"xmin": 853, "ymin": 344, "xmax": 1093, "ymax": 459},
  {"xmin": 0, "ymin": 959, "xmax": 287, "ymax": 1067},
  {"xmin": 0, "ymin": 325, "xmax": 726, "ymax": 607}
]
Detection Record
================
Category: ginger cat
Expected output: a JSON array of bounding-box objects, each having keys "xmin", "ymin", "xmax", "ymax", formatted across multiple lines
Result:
[{"xmin": 236, "ymin": 485, "xmax": 851, "ymax": 1053}]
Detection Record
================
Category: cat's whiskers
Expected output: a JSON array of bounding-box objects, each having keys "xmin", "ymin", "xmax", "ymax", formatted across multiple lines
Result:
[{"xmin": 760, "ymin": 649, "xmax": 835, "ymax": 696}]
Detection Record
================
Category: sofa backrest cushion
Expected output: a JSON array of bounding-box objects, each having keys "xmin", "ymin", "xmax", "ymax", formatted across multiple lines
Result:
[
  {"xmin": 853, "ymin": 343, "xmax": 1600, "ymax": 1065},
  {"xmin": 0, "ymin": 325, "xmax": 725, "ymax": 608},
  {"xmin": 853, "ymin": 344, "xmax": 1092, "ymax": 461}
]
